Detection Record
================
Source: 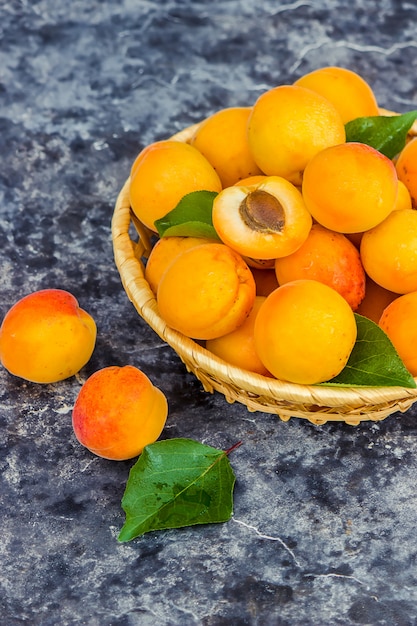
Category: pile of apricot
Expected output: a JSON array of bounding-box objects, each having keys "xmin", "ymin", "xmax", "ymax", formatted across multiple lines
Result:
[{"xmin": 129, "ymin": 66, "xmax": 417, "ymax": 386}]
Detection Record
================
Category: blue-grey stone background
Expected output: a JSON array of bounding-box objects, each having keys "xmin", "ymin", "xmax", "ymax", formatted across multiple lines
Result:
[{"xmin": 1, "ymin": 1, "xmax": 417, "ymax": 624}]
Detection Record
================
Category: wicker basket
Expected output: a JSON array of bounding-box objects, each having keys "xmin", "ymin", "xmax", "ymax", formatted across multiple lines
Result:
[{"xmin": 112, "ymin": 114, "xmax": 417, "ymax": 426}]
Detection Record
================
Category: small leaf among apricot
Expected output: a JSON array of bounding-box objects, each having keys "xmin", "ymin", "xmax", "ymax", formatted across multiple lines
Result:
[
  {"xmin": 345, "ymin": 111, "xmax": 417, "ymax": 159},
  {"xmin": 323, "ymin": 314, "xmax": 416, "ymax": 388},
  {"xmin": 154, "ymin": 190, "xmax": 220, "ymax": 240}
]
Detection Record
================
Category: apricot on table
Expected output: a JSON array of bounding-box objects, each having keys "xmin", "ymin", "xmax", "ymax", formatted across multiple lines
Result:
[
  {"xmin": 274, "ymin": 223, "xmax": 366, "ymax": 310},
  {"xmin": 145, "ymin": 235, "xmax": 218, "ymax": 295},
  {"xmin": 294, "ymin": 66, "xmax": 379, "ymax": 124},
  {"xmin": 395, "ymin": 137, "xmax": 417, "ymax": 208},
  {"xmin": 0, "ymin": 289, "xmax": 96, "ymax": 384},
  {"xmin": 212, "ymin": 176, "xmax": 312, "ymax": 260},
  {"xmin": 360, "ymin": 209, "xmax": 417, "ymax": 294},
  {"xmin": 206, "ymin": 296, "xmax": 271, "ymax": 377},
  {"xmin": 254, "ymin": 279, "xmax": 357, "ymax": 385},
  {"xmin": 72, "ymin": 365, "xmax": 168, "ymax": 460},
  {"xmin": 379, "ymin": 291, "xmax": 417, "ymax": 377},
  {"xmin": 190, "ymin": 107, "xmax": 263, "ymax": 187},
  {"xmin": 247, "ymin": 84, "xmax": 345, "ymax": 185},
  {"xmin": 302, "ymin": 142, "xmax": 398, "ymax": 233},
  {"xmin": 129, "ymin": 140, "xmax": 222, "ymax": 231},
  {"xmin": 157, "ymin": 242, "xmax": 256, "ymax": 340}
]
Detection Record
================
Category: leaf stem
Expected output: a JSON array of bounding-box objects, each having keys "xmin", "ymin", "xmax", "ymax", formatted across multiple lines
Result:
[{"xmin": 224, "ymin": 441, "xmax": 243, "ymax": 456}]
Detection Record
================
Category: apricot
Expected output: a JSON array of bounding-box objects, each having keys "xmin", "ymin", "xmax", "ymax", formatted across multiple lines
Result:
[
  {"xmin": 395, "ymin": 137, "xmax": 417, "ymax": 208},
  {"xmin": 247, "ymin": 84, "xmax": 345, "ymax": 185},
  {"xmin": 129, "ymin": 140, "xmax": 222, "ymax": 231},
  {"xmin": 157, "ymin": 242, "xmax": 256, "ymax": 340},
  {"xmin": 302, "ymin": 142, "xmax": 398, "ymax": 233},
  {"xmin": 0, "ymin": 289, "xmax": 96, "ymax": 384},
  {"xmin": 212, "ymin": 176, "xmax": 312, "ymax": 259},
  {"xmin": 356, "ymin": 277, "xmax": 398, "ymax": 324},
  {"xmin": 190, "ymin": 107, "xmax": 263, "ymax": 187},
  {"xmin": 254, "ymin": 280, "xmax": 357, "ymax": 385},
  {"xmin": 274, "ymin": 224, "xmax": 366, "ymax": 310},
  {"xmin": 294, "ymin": 66, "xmax": 379, "ymax": 124},
  {"xmin": 206, "ymin": 296, "xmax": 271, "ymax": 376},
  {"xmin": 379, "ymin": 292, "xmax": 417, "ymax": 376},
  {"xmin": 72, "ymin": 365, "xmax": 168, "ymax": 460},
  {"xmin": 145, "ymin": 235, "xmax": 218, "ymax": 295},
  {"xmin": 394, "ymin": 179, "xmax": 413, "ymax": 211},
  {"xmin": 360, "ymin": 209, "xmax": 417, "ymax": 294}
]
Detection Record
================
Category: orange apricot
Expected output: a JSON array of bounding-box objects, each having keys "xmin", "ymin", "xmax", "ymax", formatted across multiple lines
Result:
[
  {"xmin": 212, "ymin": 176, "xmax": 312, "ymax": 259},
  {"xmin": 274, "ymin": 223, "xmax": 366, "ymax": 310},
  {"xmin": 206, "ymin": 296, "xmax": 271, "ymax": 376},
  {"xmin": 145, "ymin": 235, "xmax": 218, "ymax": 295},
  {"xmin": 395, "ymin": 137, "xmax": 417, "ymax": 208},
  {"xmin": 157, "ymin": 242, "xmax": 256, "ymax": 340},
  {"xmin": 253, "ymin": 279, "xmax": 357, "ymax": 385},
  {"xmin": 294, "ymin": 66, "xmax": 379, "ymax": 124},
  {"xmin": 0, "ymin": 289, "xmax": 96, "ymax": 384},
  {"xmin": 247, "ymin": 84, "xmax": 345, "ymax": 185},
  {"xmin": 190, "ymin": 107, "xmax": 263, "ymax": 187},
  {"xmin": 393, "ymin": 179, "xmax": 413, "ymax": 211},
  {"xmin": 129, "ymin": 140, "xmax": 222, "ymax": 231},
  {"xmin": 302, "ymin": 142, "xmax": 398, "ymax": 233},
  {"xmin": 356, "ymin": 277, "xmax": 398, "ymax": 324},
  {"xmin": 72, "ymin": 365, "xmax": 168, "ymax": 460},
  {"xmin": 360, "ymin": 209, "xmax": 417, "ymax": 294},
  {"xmin": 379, "ymin": 292, "xmax": 417, "ymax": 376}
]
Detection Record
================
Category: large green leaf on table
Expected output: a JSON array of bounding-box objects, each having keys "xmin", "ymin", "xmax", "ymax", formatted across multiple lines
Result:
[
  {"xmin": 118, "ymin": 438, "xmax": 238, "ymax": 542},
  {"xmin": 323, "ymin": 314, "xmax": 416, "ymax": 388},
  {"xmin": 154, "ymin": 190, "xmax": 221, "ymax": 240},
  {"xmin": 345, "ymin": 111, "xmax": 417, "ymax": 159}
]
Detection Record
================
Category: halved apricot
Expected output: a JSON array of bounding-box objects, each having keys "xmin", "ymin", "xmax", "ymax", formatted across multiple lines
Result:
[{"xmin": 212, "ymin": 176, "xmax": 312, "ymax": 259}]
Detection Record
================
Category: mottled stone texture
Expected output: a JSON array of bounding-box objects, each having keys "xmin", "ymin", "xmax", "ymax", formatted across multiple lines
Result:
[{"xmin": 1, "ymin": 1, "xmax": 417, "ymax": 624}]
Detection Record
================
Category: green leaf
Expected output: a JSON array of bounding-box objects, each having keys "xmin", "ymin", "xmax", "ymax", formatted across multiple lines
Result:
[
  {"xmin": 345, "ymin": 111, "xmax": 417, "ymax": 159},
  {"xmin": 323, "ymin": 314, "xmax": 416, "ymax": 388},
  {"xmin": 118, "ymin": 438, "xmax": 238, "ymax": 542},
  {"xmin": 154, "ymin": 190, "xmax": 221, "ymax": 240}
]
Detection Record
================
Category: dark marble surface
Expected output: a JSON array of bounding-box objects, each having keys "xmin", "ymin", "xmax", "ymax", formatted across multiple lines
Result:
[{"xmin": 2, "ymin": 1, "xmax": 417, "ymax": 624}]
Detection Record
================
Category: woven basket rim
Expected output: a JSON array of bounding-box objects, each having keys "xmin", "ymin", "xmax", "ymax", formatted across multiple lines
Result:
[{"xmin": 111, "ymin": 110, "xmax": 417, "ymax": 424}]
